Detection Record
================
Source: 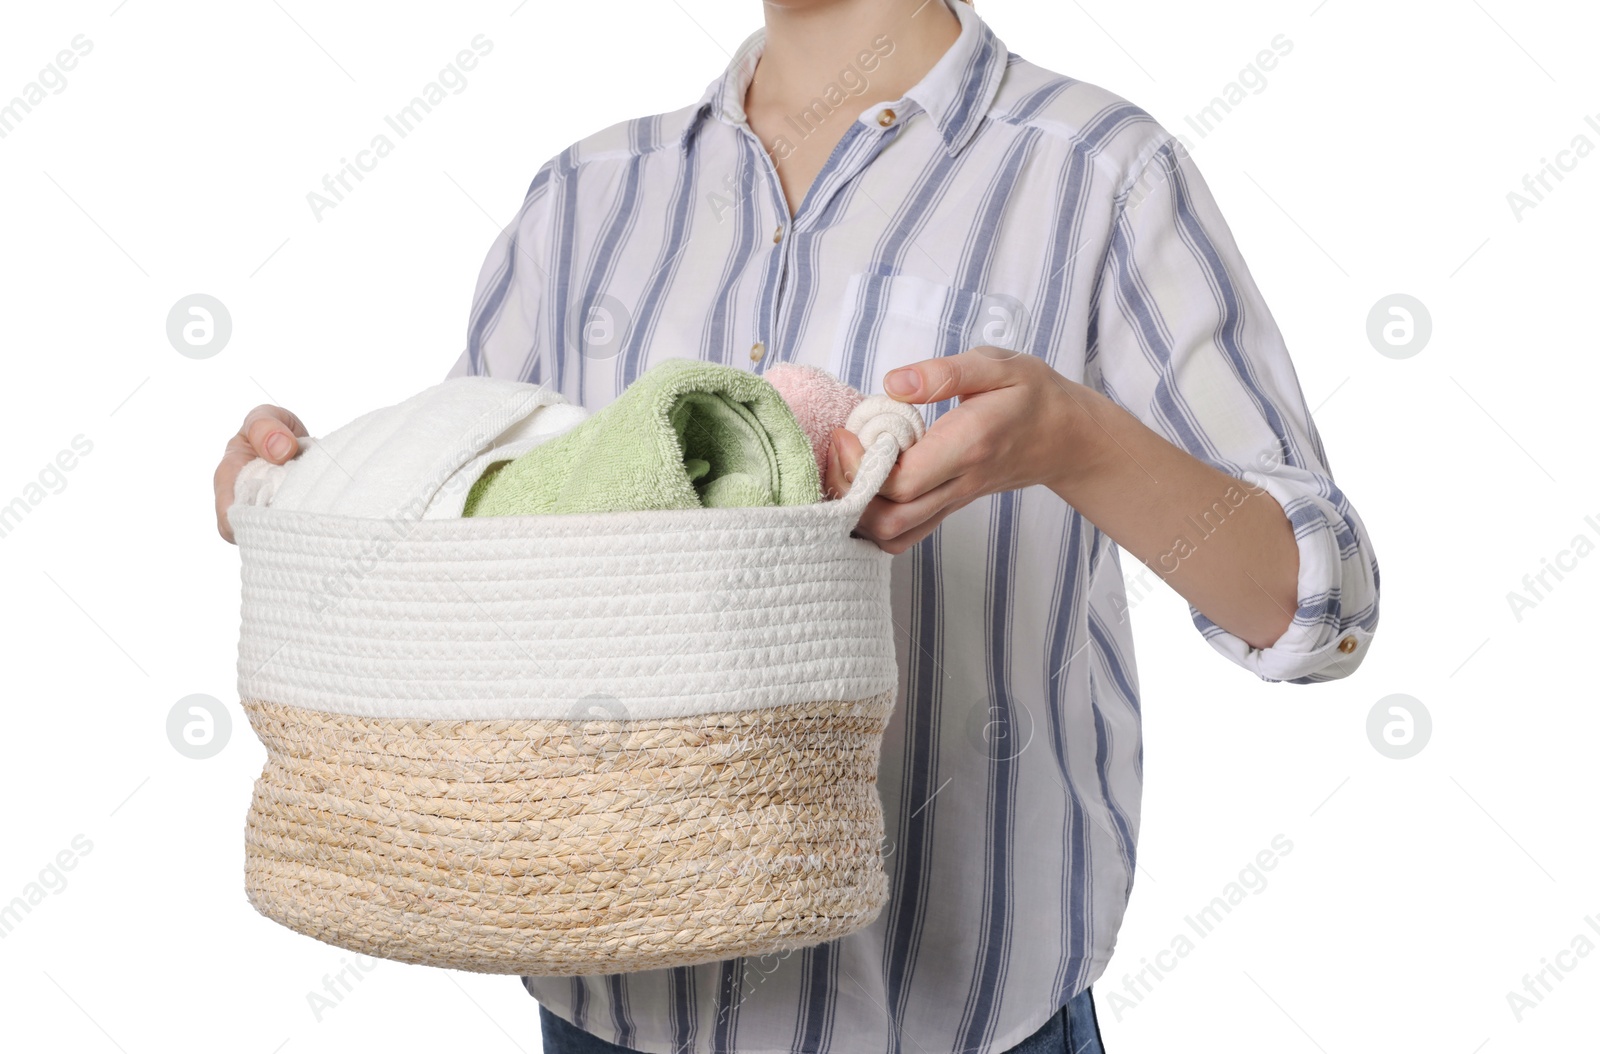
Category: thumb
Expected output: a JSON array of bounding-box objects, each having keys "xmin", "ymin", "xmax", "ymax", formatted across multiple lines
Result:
[{"xmin": 881, "ymin": 345, "xmax": 1023, "ymax": 405}]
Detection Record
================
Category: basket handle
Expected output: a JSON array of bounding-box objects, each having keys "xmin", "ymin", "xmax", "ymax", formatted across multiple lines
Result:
[
  {"xmin": 833, "ymin": 432, "xmax": 906, "ymax": 533},
  {"xmin": 832, "ymin": 394, "xmax": 927, "ymax": 531}
]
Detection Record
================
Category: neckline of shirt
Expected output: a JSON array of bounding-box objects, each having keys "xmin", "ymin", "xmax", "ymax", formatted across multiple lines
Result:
[{"xmin": 687, "ymin": 0, "xmax": 1007, "ymax": 157}]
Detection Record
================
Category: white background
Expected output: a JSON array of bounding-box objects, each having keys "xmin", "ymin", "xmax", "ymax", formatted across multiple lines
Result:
[{"xmin": 1, "ymin": 1, "xmax": 1595, "ymax": 1051}]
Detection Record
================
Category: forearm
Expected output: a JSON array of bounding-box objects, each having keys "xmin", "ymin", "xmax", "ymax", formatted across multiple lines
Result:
[{"xmin": 1044, "ymin": 378, "xmax": 1299, "ymax": 650}]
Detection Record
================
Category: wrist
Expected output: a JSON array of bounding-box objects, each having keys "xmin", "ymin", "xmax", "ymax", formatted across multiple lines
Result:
[{"xmin": 1044, "ymin": 377, "xmax": 1117, "ymax": 501}]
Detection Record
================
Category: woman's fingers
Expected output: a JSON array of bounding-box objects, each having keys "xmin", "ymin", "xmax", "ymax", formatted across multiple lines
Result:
[
  {"xmin": 826, "ymin": 417, "xmax": 980, "ymax": 552},
  {"xmin": 871, "ymin": 423, "xmax": 971, "ymax": 504},
  {"xmin": 830, "ymin": 410, "xmax": 970, "ymax": 507},
  {"xmin": 243, "ymin": 404, "xmax": 308, "ymax": 462},
  {"xmin": 824, "ymin": 427, "xmax": 866, "ymax": 501},
  {"xmin": 856, "ymin": 473, "xmax": 973, "ymax": 553},
  {"xmin": 215, "ymin": 405, "xmax": 307, "ymax": 542},
  {"xmin": 882, "ymin": 344, "xmax": 1024, "ymax": 405}
]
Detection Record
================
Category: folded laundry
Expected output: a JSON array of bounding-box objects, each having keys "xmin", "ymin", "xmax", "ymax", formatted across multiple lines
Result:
[
  {"xmin": 230, "ymin": 362, "xmax": 917, "ymax": 529},
  {"xmin": 231, "ymin": 377, "xmax": 588, "ymax": 521},
  {"xmin": 763, "ymin": 362, "xmax": 865, "ymax": 479},
  {"xmin": 462, "ymin": 358, "xmax": 821, "ymax": 516}
]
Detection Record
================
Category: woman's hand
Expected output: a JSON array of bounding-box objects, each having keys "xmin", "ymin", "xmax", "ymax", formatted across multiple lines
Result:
[
  {"xmin": 825, "ymin": 344, "xmax": 1301, "ymax": 650},
  {"xmin": 823, "ymin": 346, "xmax": 1076, "ymax": 555},
  {"xmin": 214, "ymin": 404, "xmax": 307, "ymax": 542}
]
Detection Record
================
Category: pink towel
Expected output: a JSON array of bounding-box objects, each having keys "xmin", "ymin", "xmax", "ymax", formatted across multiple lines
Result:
[{"xmin": 764, "ymin": 364, "xmax": 864, "ymax": 479}]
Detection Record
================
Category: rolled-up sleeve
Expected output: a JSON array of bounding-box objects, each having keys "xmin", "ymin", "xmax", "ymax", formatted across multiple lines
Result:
[{"xmin": 1090, "ymin": 136, "xmax": 1380, "ymax": 684}]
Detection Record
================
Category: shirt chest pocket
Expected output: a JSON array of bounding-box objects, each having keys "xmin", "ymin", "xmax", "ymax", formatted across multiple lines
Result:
[{"xmin": 826, "ymin": 271, "xmax": 1030, "ymax": 396}]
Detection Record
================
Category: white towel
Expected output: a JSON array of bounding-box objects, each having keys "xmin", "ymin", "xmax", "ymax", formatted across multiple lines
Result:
[{"xmin": 231, "ymin": 377, "xmax": 588, "ymax": 522}]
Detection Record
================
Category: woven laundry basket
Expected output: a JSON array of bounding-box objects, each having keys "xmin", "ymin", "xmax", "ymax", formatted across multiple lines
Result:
[{"xmin": 230, "ymin": 434, "xmax": 906, "ymax": 977}]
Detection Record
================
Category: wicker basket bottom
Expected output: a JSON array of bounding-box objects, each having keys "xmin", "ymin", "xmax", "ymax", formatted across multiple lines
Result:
[{"xmin": 241, "ymin": 692, "xmax": 895, "ymax": 976}]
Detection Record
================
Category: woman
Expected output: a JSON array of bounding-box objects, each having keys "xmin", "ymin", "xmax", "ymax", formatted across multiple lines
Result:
[{"xmin": 214, "ymin": 1, "xmax": 1380, "ymax": 1051}]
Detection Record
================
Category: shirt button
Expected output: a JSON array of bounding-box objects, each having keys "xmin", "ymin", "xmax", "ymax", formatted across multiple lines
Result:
[
  {"xmin": 877, "ymin": 108, "xmax": 896, "ymax": 128},
  {"xmin": 750, "ymin": 341, "xmax": 765, "ymax": 362},
  {"xmin": 1337, "ymin": 635, "xmax": 1358, "ymax": 655},
  {"xmin": 773, "ymin": 225, "xmax": 783, "ymax": 244}
]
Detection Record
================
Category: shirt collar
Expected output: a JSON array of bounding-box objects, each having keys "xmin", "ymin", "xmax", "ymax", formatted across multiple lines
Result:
[{"xmin": 686, "ymin": 0, "xmax": 1006, "ymax": 156}]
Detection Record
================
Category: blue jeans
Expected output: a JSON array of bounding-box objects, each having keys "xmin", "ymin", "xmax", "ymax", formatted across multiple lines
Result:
[{"xmin": 539, "ymin": 987, "xmax": 1105, "ymax": 1054}]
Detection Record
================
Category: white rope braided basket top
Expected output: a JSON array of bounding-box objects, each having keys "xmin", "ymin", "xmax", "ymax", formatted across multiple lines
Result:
[{"xmin": 232, "ymin": 434, "xmax": 905, "ymax": 977}]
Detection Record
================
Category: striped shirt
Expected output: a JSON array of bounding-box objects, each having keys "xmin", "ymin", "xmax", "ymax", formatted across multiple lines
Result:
[{"xmin": 447, "ymin": 1, "xmax": 1380, "ymax": 1050}]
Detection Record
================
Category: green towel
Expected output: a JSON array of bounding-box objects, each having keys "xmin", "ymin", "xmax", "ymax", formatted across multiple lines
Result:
[{"xmin": 461, "ymin": 358, "xmax": 822, "ymax": 516}]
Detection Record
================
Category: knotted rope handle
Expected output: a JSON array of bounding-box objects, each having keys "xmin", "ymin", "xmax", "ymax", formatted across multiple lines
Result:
[{"xmin": 832, "ymin": 396, "xmax": 926, "ymax": 533}]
